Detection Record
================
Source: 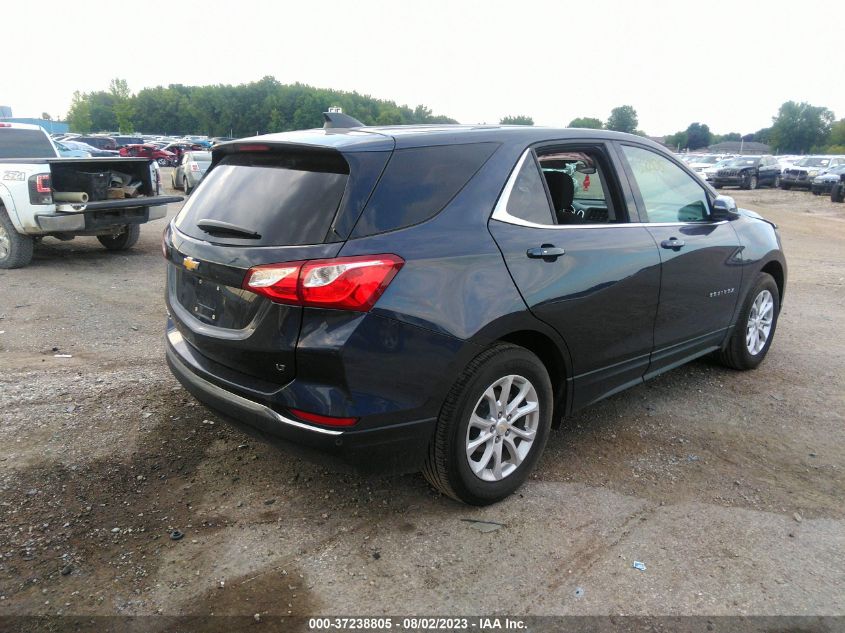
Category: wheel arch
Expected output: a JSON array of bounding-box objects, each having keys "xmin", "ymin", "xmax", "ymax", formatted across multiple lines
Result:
[
  {"xmin": 0, "ymin": 185, "xmax": 25, "ymax": 232},
  {"xmin": 760, "ymin": 259, "xmax": 786, "ymax": 306},
  {"xmin": 496, "ymin": 329, "xmax": 570, "ymax": 427}
]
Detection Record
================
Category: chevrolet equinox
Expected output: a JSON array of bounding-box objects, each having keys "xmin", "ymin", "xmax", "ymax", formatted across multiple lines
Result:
[{"xmin": 163, "ymin": 119, "xmax": 787, "ymax": 505}]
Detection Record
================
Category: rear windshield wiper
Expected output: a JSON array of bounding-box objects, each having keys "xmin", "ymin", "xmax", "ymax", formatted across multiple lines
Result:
[{"xmin": 196, "ymin": 219, "xmax": 262, "ymax": 240}]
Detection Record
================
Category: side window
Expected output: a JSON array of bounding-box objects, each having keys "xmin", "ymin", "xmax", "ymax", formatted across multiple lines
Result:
[
  {"xmin": 506, "ymin": 153, "xmax": 555, "ymax": 225},
  {"xmin": 536, "ymin": 149, "xmax": 620, "ymax": 224},
  {"xmin": 351, "ymin": 142, "xmax": 500, "ymax": 237},
  {"xmin": 622, "ymin": 145, "xmax": 710, "ymax": 223}
]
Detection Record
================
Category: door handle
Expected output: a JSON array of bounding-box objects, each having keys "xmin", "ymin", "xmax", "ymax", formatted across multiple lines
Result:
[
  {"xmin": 660, "ymin": 238, "xmax": 685, "ymax": 250},
  {"xmin": 527, "ymin": 244, "xmax": 566, "ymax": 260}
]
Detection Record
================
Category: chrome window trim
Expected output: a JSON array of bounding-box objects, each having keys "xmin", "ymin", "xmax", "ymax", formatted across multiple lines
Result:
[{"xmin": 491, "ymin": 149, "xmax": 728, "ymax": 230}]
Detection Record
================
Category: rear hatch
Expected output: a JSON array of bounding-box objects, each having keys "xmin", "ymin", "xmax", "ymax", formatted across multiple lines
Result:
[{"xmin": 166, "ymin": 141, "xmax": 391, "ymax": 386}]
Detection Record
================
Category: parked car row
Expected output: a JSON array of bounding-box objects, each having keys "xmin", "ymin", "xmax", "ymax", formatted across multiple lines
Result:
[
  {"xmin": 678, "ymin": 152, "xmax": 845, "ymax": 200},
  {"xmin": 781, "ymin": 156, "xmax": 845, "ymax": 192},
  {"xmin": 49, "ymin": 133, "xmax": 238, "ymax": 164}
]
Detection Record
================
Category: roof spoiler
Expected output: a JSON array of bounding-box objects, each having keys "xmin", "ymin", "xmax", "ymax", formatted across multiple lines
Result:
[{"xmin": 322, "ymin": 111, "xmax": 364, "ymax": 129}]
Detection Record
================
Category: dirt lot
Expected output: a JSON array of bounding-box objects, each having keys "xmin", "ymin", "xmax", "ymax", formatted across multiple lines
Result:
[{"xmin": 1, "ymin": 178, "xmax": 844, "ymax": 621}]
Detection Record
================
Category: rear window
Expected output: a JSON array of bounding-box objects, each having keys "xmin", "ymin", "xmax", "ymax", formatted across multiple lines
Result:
[
  {"xmin": 174, "ymin": 151, "xmax": 349, "ymax": 246},
  {"xmin": 351, "ymin": 142, "xmax": 499, "ymax": 237},
  {"xmin": 0, "ymin": 129, "xmax": 57, "ymax": 159}
]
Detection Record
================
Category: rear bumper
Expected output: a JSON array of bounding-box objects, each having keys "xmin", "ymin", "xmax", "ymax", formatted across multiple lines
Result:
[
  {"xmin": 165, "ymin": 326, "xmax": 437, "ymax": 475},
  {"xmin": 187, "ymin": 172, "xmax": 205, "ymax": 187},
  {"xmin": 34, "ymin": 205, "xmax": 167, "ymax": 233}
]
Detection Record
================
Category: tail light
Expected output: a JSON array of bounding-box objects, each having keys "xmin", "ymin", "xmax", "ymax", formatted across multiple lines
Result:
[
  {"xmin": 243, "ymin": 254, "xmax": 404, "ymax": 312},
  {"xmin": 28, "ymin": 174, "xmax": 53, "ymax": 205},
  {"xmin": 289, "ymin": 408, "xmax": 358, "ymax": 427},
  {"xmin": 161, "ymin": 225, "xmax": 171, "ymax": 259}
]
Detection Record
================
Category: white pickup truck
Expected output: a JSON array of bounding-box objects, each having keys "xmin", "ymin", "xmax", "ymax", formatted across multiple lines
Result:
[{"xmin": 0, "ymin": 123, "xmax": 181, "ymax": 268}]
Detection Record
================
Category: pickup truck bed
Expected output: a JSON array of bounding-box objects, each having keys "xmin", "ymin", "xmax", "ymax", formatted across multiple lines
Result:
[
  {"xmin": 1, "ymin": 157, "xmax": 182, "ymax": 269},
  {"xmin": 1, "ymin": 123, "xmax": 183, "ymax": 268},
  {"xmin": 33, "ymin": 157, "xmax": 180, "ymax": 234}
]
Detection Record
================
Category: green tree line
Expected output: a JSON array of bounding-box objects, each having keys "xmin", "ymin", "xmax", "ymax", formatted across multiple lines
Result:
[
  {"xmin": 67, "ymin": 76, "xmax": 457, "ymax": 136},
  {"xmin": 663, "ymin": 102, "xmax": 844, "ymax": 154},
  {"xmin": 66, "ymin": 81, "xmax": 844, "ymax": 155},
  {"xmin": 502, "ymin": 105, "xmax": 644, "ymax": 134},
  {"xmin": 567, "ymin": 105, "xmax": 643, "ymax": 134}
]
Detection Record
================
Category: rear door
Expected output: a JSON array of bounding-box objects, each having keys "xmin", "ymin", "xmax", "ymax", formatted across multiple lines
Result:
[
  {"xmin": 488, "ymin": 142, "xmax": 661, "ymax": 411},
  {"xmin": 616, "ymin": 143, "xmax": 742, "ymax": 377},
  {"xmin": 761, "ymin": 156, "xmax": 778, "ymax": 185},
  {"xmin": 166, "ymin": 146, "xmax": 381, "ymax": 386}
]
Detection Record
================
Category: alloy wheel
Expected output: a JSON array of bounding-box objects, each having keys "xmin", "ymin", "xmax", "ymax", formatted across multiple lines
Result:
[
  {"xmin": 465, "ymin": 374, "xmax": 540, "ymax": 482},
  {"xmin": 746, "ymin": 289, "xmax": 774, "ymax": 355}
]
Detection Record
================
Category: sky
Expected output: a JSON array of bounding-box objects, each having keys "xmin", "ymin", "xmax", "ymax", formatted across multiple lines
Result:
[{"xmin": 4, "ymin": 0, "xmax": 844, "ymax": 136}]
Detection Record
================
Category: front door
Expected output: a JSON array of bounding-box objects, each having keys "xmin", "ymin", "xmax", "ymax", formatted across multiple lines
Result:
[
  {"xmin": 488, "ymin": 143, "xmax": 661, "ymax": 411},
  {"xmin": 617, "ymin": 143, "xmax": 743, "ymax": 377}
]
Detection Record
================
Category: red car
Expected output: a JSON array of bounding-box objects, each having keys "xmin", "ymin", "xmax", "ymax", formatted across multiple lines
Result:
[
  {"xmin": 161, "ymin": 143, "xmax": 206, "ymax": 165},
  {"xmin": 119, "ymin": 144, "xmax": 177, "ymax": 166}
]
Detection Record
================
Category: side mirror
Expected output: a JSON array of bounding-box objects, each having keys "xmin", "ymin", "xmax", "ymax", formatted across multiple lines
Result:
[{"xmin": 711, "ymin": 195, "xmax": 738, "ymax": 221}]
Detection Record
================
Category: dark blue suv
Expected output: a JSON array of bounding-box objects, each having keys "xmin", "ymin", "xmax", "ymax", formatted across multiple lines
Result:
[{"xmin": 163, "ymin": 122, "xmax": 787, "ymax": 505}]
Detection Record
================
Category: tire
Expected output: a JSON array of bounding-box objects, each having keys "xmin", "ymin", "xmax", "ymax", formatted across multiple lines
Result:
[
  {"xmin": 157, "ymin": 157, "xmax": 169, "ymax": 167},
  {"xmin": 423, "ymin": 343, "xmax": 553, "ymax": 505},
  {"xmin": 719, "ymin": 272, "xmax": 780, "ymax": 370},
  {"xmin": 773, "ymin": 175, "xmax": 781, "ymax": 188},
  {"xmin": 183, "ymin": 176, "xmax": 191, "ymax": 195},
  {"xmin": 832, "ymin": 183, "xmax": 845, "ymax": 203},
  {"xmin": 714, "ymin": 184, "xmax": 723, "ymax": 189},
  {"xmin": 781, "ymin": 183, "xmax": 791, "ymax": 190},
  {"xmin": 743, "ymin": 173, "xmax": 758, "ymax": 190},
  {"xmin": 0, "ymin": 207, "xmax": 34, "ymax": 269},
  {"xmin": 97, "ymin": 224, "xmax": 141, "ymax": 251}
]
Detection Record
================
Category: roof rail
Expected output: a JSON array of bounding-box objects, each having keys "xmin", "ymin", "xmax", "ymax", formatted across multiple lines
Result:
[{"xmin": 322, "ymin": 111, "xmax": 365, "ymax": 129}]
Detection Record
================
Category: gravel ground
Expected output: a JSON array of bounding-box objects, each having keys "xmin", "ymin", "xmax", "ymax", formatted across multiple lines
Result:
[{"xmin": 1, "ymin": 176, "xmax": 843, "ymax": 620}]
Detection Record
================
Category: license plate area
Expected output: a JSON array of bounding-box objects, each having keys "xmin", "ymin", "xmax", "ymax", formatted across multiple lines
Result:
[
  {"xmin": 174, "ymin": 267, "xmax": 261, "ymax": 330},
  {"xmin": 192, "ymin": 277, "xmax": 222, "ymax": 324}
]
